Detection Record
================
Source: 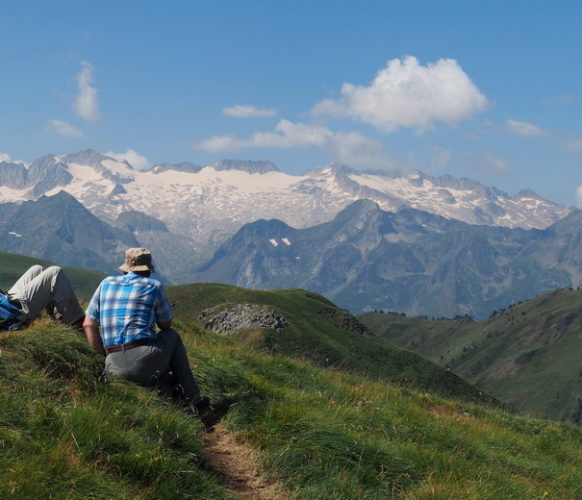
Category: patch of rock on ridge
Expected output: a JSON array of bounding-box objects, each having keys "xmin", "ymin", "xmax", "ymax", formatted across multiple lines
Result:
[{"xmin": 199, "ymin": 304, "xmax": 288, "ymax": 334}]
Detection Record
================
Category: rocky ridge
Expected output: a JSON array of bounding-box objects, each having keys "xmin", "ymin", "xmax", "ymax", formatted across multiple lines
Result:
[{"xmin": 199, "ymin": 304, "xmax": 288, "ymax": 334}]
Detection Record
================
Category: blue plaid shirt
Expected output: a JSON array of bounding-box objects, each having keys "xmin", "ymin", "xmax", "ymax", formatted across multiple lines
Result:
[{"xmin": 86, "ymin": 273, "xmax": 172, "ymax": 348}]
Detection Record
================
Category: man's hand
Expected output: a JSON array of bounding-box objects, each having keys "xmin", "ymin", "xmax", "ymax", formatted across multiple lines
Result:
[{"xmin": 83, "ymin": 316, "xmax": 106, "ymax": 356}]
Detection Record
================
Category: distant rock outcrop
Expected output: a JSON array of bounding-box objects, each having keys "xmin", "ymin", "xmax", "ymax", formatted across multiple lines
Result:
[{"xmin": 199, "ymin": 304, "xmax": 288, "ymax": 334}]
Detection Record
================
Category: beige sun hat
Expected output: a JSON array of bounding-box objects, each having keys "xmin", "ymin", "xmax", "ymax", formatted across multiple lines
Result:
[{"xmin": 119, "ymin": 248, "xmax": 155, "ymax": 272}]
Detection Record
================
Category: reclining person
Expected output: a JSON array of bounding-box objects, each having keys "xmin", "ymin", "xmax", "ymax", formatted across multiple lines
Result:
[
  {"xmin": 0, "ymin": 265, "xmax": 84, "ymax": 330},
  {"xmin": 82, "ymin": 248, "xmax": 214, "ymax": 424}
]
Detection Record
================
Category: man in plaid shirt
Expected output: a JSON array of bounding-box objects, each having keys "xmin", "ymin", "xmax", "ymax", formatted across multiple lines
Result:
[{"xmin": 83, "ymin": 248, "xmax": 212, "ymax": 422}]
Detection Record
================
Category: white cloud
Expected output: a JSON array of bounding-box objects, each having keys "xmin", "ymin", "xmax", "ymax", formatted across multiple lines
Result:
[
  {"xmin": 563, "ymin": 138, "xmax": 582, "ymax": 153},
  {"xmin": 222, "ymin": 105, "xmax": 278, "ymax": 118},
  {"xmin": 0, "ymin": 153, "xmax": 11, "ymax": 162},
  {"xmin": 195, "ymin": 120, "xmax": 391, "ymax": 169},
  {"xmin": 485, "ymin": 153, "xmax": 510, "ymax": 173},
  {"xmin": 195, "ymin": 135, "xmax": 243, "ymax": 153},
  {"xmin": 505, "ymin": 119, "xmax": 548, "ymax": 137},
  {"xmin": 105, "ymin": 149, "xmax": 152, "ymax": 170},
  {"xmin": 74, "ymin": 61, "xmax": 102, "ymax": 124},
  {"xmin": 195, "ymin": 119, "xmax": 333, "ymax": 152},
  {"xmin": 49, "ymin": 120, "xmax": 83, "ymax": 138},
  {"xmin": 312, "ymin": 56, "xmax": 488, "ymax": 132}
]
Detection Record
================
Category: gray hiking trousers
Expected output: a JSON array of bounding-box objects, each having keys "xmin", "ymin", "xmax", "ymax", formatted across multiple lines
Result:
[
  {"xmin": 8, "ymin": 265, "xmax": 84, "ymax": 325},
  {"xmin": 105, "ymin": 328, "xmax": 201, "ymax": 403}
]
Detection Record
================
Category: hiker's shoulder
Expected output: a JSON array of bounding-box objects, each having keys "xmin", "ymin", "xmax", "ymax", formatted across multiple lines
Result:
[
  {"xmin": 100, "ymin": 275, "xmax": 125, "ymax": 286},
  {"xmin": 130, "ymin": 274, "xmax": 163, "ymax": 289},
  {"xmin": 144, "ymin": 276, "xmax": 163, "ymax": 288}
]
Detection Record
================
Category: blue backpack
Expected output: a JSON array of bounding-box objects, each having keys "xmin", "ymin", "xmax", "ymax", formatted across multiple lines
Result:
[{"xmin": 0, "ymin": 292, "xmax": 24, "ymax": 330}]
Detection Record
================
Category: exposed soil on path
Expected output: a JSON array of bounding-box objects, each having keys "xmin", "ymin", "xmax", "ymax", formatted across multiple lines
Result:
[{"xmin": 204, "ymin": 425, "xmax": 290, "ymax": 500}]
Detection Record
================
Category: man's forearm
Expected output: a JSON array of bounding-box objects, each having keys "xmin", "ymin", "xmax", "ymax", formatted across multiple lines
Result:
[{"xmin": 83, "ymin": 319, "xmax": 106, "ymax": 356}]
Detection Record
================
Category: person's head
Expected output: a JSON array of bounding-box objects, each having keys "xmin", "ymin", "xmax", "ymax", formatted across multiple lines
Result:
[{"xmin": 118, "ymin": 248, "xmax": 155, "ymax": 275}]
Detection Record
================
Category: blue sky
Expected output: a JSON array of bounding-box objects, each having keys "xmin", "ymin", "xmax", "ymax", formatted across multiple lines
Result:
[{"xmin": 2, "ymin": 0, "xmax": 582, "ymax": 206}]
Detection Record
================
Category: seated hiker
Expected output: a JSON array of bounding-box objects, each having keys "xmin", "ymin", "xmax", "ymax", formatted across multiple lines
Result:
[
  {"xmin": 0, "ymin": 265, "xmax": 84, "ymax": 331},
  {"xmin": 82, "ymin": 248, "xmax": 216, "ymax": 425}
]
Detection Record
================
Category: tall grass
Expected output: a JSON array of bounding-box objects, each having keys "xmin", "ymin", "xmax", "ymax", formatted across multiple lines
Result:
[
  {"xmin": 0, "ymin": 320, "xmax": 232, "ymax": 499},
  {"xmin": 179, "ymin": 321, "xmax": 582, "ymax": 499}
]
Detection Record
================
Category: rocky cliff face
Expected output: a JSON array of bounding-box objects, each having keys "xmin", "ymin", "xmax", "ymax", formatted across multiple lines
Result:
[{"xmin": 0, "ymin": 161, "xmax": 28, "ymax": 189}]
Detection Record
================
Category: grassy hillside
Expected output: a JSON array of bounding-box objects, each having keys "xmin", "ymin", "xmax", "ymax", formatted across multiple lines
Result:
[
  {"xmin": 360, "ymin": 288, "xmax": 582, "ymax": 424},
  {"xmin": 169, "ymin": 283, "xmax": 497, "ymax": 406},
  {"xmin": 1, "ymin": 317, "xmax": 582, "ymax": 498},
  {"xmin": 0, "ymin": 250, "xmax": 104, "ymax": 301},
  {"xmin": 2, "ymin": 253, "xmax": 581, "ymax": 497}
]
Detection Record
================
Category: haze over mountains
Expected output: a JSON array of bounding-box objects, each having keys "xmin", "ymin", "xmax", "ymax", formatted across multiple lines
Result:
[{"xmin": 0, "ymin": 149, "xmax": 577, "ymax": 317}]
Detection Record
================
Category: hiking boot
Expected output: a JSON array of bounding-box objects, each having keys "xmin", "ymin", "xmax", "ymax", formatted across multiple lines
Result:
[
  {"xmin": 193, "ymin": 396, "xmax": 211, "ymax": 416},
  {"xmin": 1, "ymin": 318, "xmax": 30, "ymax": 331},
  {"xmin": 189, "ymin": 397, "xmax": 230, "ymax": 430},
  {"xmin": 201, "ymin": 404, "xmax": 231, "ymax": 430}
]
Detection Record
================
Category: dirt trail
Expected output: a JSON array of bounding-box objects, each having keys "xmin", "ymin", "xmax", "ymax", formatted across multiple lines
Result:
[{"xmin": 204, "ymin": 425, "xmax": 289, "ymax": 500}]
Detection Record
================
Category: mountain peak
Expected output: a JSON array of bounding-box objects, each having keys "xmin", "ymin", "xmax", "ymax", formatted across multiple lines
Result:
[
  {"xmin": 306, "ymin": 162, "xmax": 355, "ymax": 177},
  {"xmin": 515, "ymin": 188, "xmax": 543, "ymax": 199},
  {"xmin": 64, "ymin": 149, "xmax": 110, "ymax": 168},
  {"xmin": 332, "ymin": 199, "xmax": 383, "ymax": 225}
]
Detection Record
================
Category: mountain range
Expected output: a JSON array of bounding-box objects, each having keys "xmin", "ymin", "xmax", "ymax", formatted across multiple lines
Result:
[
  {"xmin": 0, "ymin": 149, "xmax": 579, "ymax": 318},
  {"xmin": 196, "ymin": 199, "xmax": 582, "ymax": 319},
  {"xmin": 0, "ymin": 149, "xmax": 570, "ymax": 282}
]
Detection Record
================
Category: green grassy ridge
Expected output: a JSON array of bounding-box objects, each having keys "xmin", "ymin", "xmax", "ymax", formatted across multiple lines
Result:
[
  {"xmin": 1, "ymin": 250, "xmax": 493, "ymax": 407},
  {"xmin": 0, "ymin": 250, "xmax": 104, "ymax": 301},
  {"xmin": 360, "ymin": 289, "xmax": 582, "ymax": 424},
  {"xmin": 169, "ymin": 283, "xmax": 498, "ymax": 407},
  {"xmin": 2, "ymin": 319, "xmax": 582, "ymax": 499}
]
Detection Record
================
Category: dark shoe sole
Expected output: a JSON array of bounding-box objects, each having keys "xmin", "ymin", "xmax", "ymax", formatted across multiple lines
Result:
[{"xmin": 200, "ymin": 402, "xmax": 232, "ymax": 430}]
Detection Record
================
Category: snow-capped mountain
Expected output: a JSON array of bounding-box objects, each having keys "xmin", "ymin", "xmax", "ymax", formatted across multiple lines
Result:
[{"xmin": 0, "ymin": 149, "xmax": 571, "ymax": 282}]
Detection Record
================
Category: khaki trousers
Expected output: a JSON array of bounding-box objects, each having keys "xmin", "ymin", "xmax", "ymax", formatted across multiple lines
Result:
[{"xmin": 9, "ymin": 265, "xmax": 84, "ymax": 324}]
